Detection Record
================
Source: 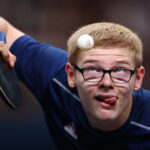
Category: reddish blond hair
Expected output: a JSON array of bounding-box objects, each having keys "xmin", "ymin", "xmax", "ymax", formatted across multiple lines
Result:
[{"xmin": 67, "ymin": 22, "xmax": 143, "ymax": 67}]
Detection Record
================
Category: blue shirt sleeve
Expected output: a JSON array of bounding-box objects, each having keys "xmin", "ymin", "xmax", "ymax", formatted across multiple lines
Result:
[{"xmin": 10, "ymin": 35, "xmax": 68, "ymax": 102}]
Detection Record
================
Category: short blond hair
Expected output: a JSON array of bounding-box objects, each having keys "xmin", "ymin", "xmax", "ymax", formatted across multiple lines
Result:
[{"xmin": 67, "ymin": 22, "xmax": 143, "ymax": 67}]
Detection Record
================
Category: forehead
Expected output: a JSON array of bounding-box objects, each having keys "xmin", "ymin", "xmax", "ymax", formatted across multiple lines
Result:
[{"xmin": 76, "ymin": 47, "xmax": 135, "ymax": 67}]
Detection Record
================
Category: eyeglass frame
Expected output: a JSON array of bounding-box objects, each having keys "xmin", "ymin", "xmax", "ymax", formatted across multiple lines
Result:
[{"xmin": 73, "ymin": 64, "xmax": 136, "ymax": 84}]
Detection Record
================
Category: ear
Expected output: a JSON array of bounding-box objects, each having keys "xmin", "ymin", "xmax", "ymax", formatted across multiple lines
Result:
[
  {"xmin": 134, "ymin": 66, "xmax": 145, "ymax": 91},
  {"xmin": 65, "ymin": 62, "xmax": 76, "ymax": 88}
]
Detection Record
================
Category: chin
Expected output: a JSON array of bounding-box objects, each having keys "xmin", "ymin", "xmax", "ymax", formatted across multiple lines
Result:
[{"xmin": 95, "ymin": 109, "xmax": 118, "ymax": 121}]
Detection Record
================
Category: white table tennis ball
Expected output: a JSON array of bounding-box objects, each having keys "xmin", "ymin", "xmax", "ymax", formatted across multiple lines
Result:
[{"xmin": 77, "ymin": 34, "xmax": 94, "ymax": 50}]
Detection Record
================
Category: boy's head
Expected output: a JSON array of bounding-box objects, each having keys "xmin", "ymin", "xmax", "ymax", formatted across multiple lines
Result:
[
  {"xmin": 66, "ymin": 22, "xmax": 145, "ymax": 131},
  {"xmin": 67, "ymin": 22, "xmax": 143, "ymax": 67}
]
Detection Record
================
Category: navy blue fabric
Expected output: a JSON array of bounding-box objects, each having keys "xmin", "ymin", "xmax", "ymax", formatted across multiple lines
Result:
[{"xmin": 10, "ymin": 35, "xmax": 150, "ymax": 150}]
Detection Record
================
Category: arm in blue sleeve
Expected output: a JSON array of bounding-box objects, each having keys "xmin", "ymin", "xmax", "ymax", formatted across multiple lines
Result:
[{"xmin": 10, "ymin": 35, "xmax": 68, "ymax": 102}]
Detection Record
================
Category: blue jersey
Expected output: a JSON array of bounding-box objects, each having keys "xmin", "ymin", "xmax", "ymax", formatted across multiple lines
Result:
[{"xmin": 10, "ymin": 35, "xmax": 150, "ymax": 150}]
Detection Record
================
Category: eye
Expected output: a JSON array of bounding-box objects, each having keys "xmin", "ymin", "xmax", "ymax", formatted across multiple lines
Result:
[
  {"xmin": 116, "ymin": 68, "xmax": 125, "ymax": 73},
  {"xmin": 112, "ymin": 68, "xmax": 126, "ymax": 76},
  {"xmin": 88, "ymin": 68, "xmax": 97, "ymax": 72},
  {"xmin": 88, "ymin": 68, "xmax": 103, "ymax": 73},
  {"xmin": 112, "ymin": 68, "xmax": 129, "ymax": 77}
]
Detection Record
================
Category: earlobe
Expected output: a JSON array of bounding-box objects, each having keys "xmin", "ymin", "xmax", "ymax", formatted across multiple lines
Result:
[
  {"xmin": 134, "ymin": 66, "xmax": 145, "ymax": 91},
  {"xmin": 65, "ymin": 63, "xmax": 76, "ymax": 88}
]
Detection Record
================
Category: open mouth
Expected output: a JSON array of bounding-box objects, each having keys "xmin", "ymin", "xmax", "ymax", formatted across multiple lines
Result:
[{"xmin": 95, "ymin": 95, "xmax": 117, "ymax": 106}]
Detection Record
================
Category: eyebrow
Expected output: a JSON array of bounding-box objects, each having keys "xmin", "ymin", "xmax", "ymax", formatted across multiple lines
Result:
[
  {"xmin": 81, "ymin": 59, "xmax": 131, "ymax": 69},
  {"xmin": 114, "ymin": 60, "xmax": 130, "ymax": 65},
  {"xmin": 82, "ymin": 59, "xmax": 130, "ymax": 65}
]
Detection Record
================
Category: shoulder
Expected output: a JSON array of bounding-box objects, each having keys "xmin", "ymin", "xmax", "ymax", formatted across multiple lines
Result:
[
  {"xmin": 132, "ymin": 88, "xmax": 150, "ymax": 118},
  {"xmin": 133, "ymin": 88, "xmax": 150, "ymax": 101},
  {"xmin": 132, "ymin": 88, "xmax": 150, "ymax": 121},
  {"xmin": 130, "ymin": 88, "xmax": 150, "ymax": 131}
]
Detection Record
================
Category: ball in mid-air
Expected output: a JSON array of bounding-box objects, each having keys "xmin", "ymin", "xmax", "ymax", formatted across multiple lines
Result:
[{"xmin": 77, "ymin": 34, "xmax": 94, "ymax": 50}]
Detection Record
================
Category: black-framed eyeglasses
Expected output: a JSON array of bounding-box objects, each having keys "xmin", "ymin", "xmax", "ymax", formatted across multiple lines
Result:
[{"xmin": 73, "ymin": 65, "xmax": 136, "ymax": 84}]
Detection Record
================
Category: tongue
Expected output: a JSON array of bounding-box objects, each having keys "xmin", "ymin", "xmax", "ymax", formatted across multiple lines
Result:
[{"xmin": 103, "ymin": 97, "xmax": 117, "ymax": 105}]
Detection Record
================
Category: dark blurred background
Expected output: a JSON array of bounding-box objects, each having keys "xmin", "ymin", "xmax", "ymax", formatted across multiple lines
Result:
[
  {"xmin": 0, "ymin": 0, "xmax": 149, "ymax": 89},
  {"xmin": 1, "ymin": 0, "xmax": 149, "ymax": 89},
  {"xmin": 0, "ymin": 0, "xmax": 149, "ymax": 149}
]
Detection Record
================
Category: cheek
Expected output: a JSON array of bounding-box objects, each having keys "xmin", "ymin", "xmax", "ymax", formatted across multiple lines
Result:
[
  {"xmin": 117, "ymin": 83, "xmax": 134, "ymax": 105},
  {"xmin": 75, "ymin": 73, "xmax": 93, "ymax": 94},
  {"xmin": 116, "ymin": 78, "xmax": 135, "ymax": 95},
  {"xmin": 76, "ymin": 79, "xmax": 95, "ymax": 103},
  {"xmin": 77, "ymin": 83, "xmax": 93, "ymax": 98}
]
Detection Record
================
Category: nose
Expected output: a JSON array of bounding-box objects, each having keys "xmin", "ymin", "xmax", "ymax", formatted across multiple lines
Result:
[{"xmin": 98, "ymin": 72, "xmax": 114, "ymax": 89}]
